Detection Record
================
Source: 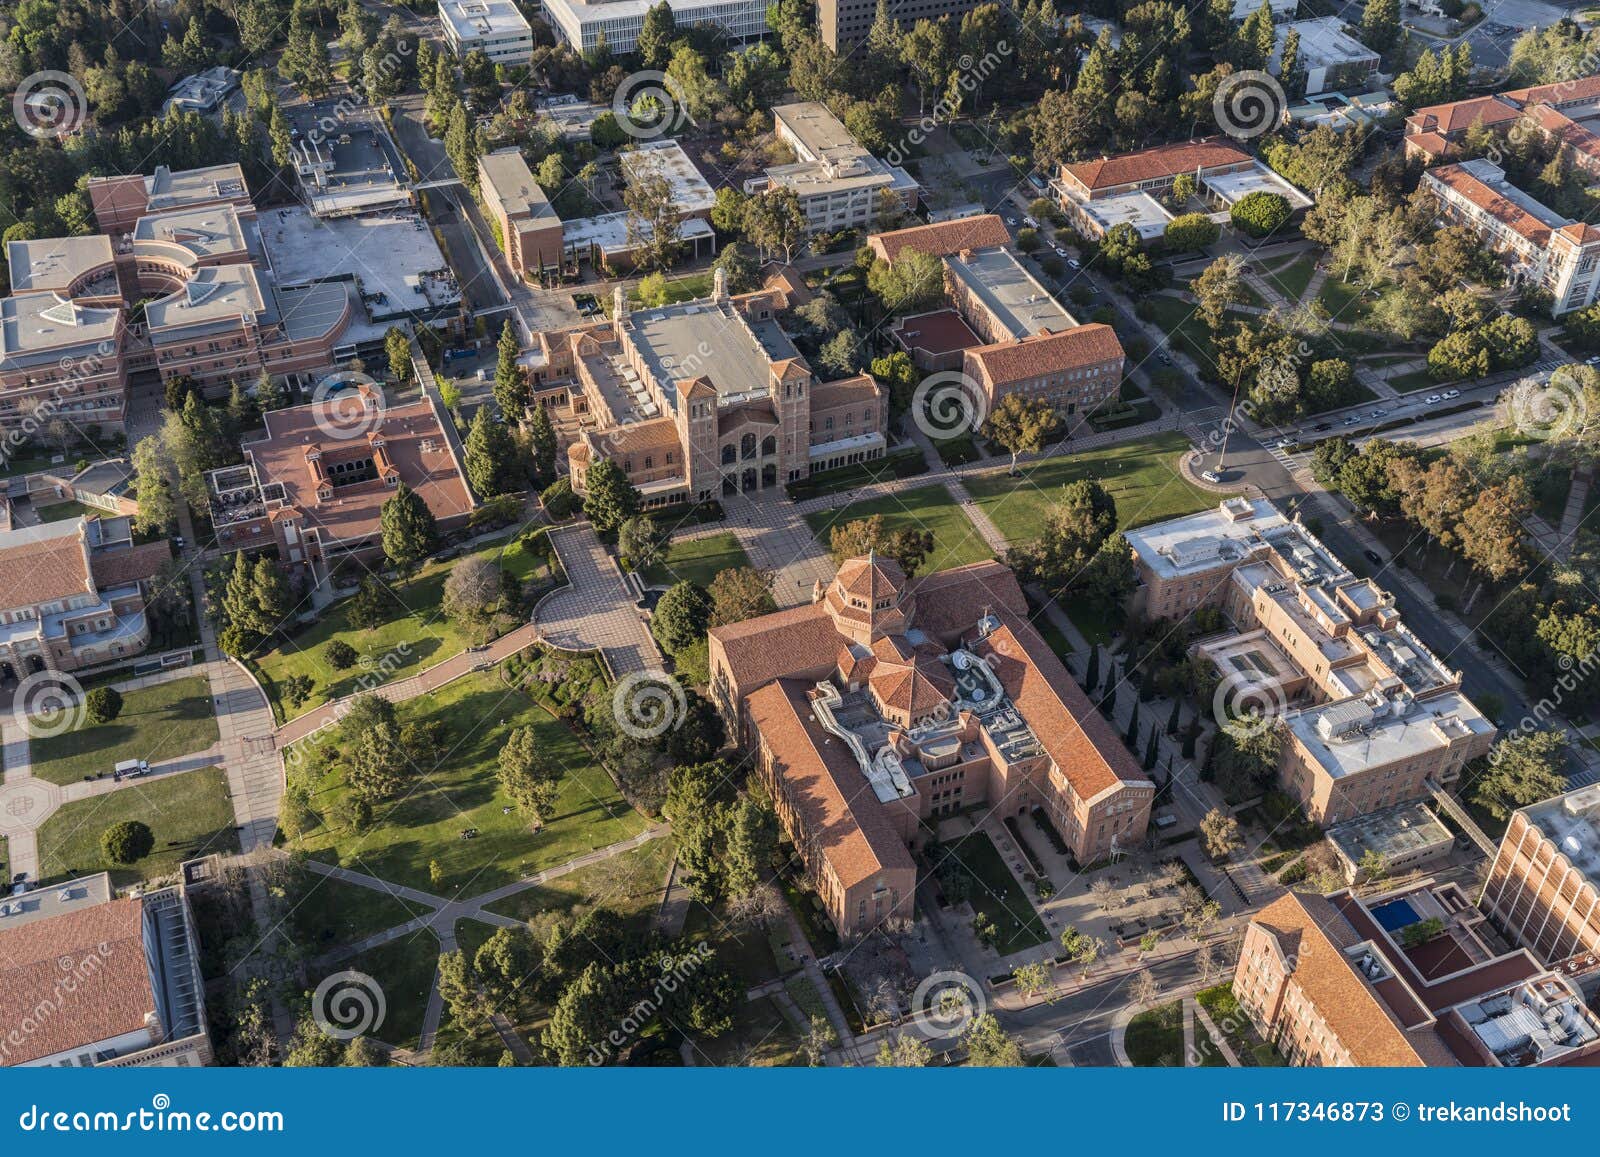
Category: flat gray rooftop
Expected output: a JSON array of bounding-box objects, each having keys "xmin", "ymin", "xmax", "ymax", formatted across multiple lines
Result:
[
  {"xmin": 946, "ymin": 247, "xmax": 1075, "ymax": 340},
  {"xmin": 628, "ymin": 300, "xmax": 782, "ymax": 407},
  {"xmin": 264, "ymin": 206, "xmax": 457, "ymax": 313},
  {"xmin": 1327, "ymin": 800, "xmax": 1453, "ymax": 863}
]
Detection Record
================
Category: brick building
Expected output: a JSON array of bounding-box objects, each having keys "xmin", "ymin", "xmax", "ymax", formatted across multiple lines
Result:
[
  {"xmin": 709, "ymin": 555, "xmax": 1152, "ymax": 939},
  {"xmin": 1480, "ymin": 784, "xmax": 1600, "ymax": 969},
  {"xmin": 478, "ymin": 149, "xmax": 565, "ymax": 281}
]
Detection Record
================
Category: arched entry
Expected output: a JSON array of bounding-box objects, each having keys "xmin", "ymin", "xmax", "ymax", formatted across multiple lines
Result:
[
  {"xmin": 741, "ymin": 467, "xmax": 757, "ymax": 492},
  {"xmin": 721, "ymin": 444, "xmax": 736, "ymax": 465},
  {"xmin": 761, "ymin": 463, "xmax": 777, "ymax": 488},
  {"xmin": 26, "ymin": 655, "xmax": 44, "ymax": 674},
  {"xmin": 722, "ymin": 475, "xmax": 738, "ymax": 496}
]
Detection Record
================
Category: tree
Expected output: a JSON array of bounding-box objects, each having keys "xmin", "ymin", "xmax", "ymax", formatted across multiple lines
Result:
[
  {"xmin": 581, "ymin": 459, "xmax": 641, "ymax": 534},
  {"xmin": 464, "ymin": 406, "xmax": 520, "ymax": 498},
  {"xmin": 1471, "ymin": 731, "xmax": 1568, "ymax": 820},
  {"xmin": 445, "ymin": 101, "xmax": 477, "ymax": 188},
  {"xmin": 498, "ymin": 725, "xmax": 563, "ymax": 826},
  {"xmin": 963, "ymin": 1014, "xmax": 1024, "ymax": 1066},
  {"xmin": 1060, "ymin": 925, "xmax": 1105, "ymax": 976},
  {"xmin": 875, "ymin": 1033, "xmax": 934, "ymax": 1067},
  {"xmin": 827, "ymin": 515, "xmax": 935, "ymax": 576},
  {"xmin": 101, "ymin": 820, "xmax": 154, "ymax": 864},
  {"xmin": 1361, "ymin": 0, "xmax": 1401, "ymax": 56},
  {"xmin": 712, "ymin": 242, "xmax": 759, "ymax": 294},
  {"xmin": 339, "ymin": 695, "xmax": 411, "ymax": 801},
  {"xmin": 1127, "ymin": 969, "xmax": 1162, "ymax": 1010},
  {"xmin": 708, "ymin": 567, "xmax": 776, "ymax": 626},
  {"xmin": 1199, "ymin": 807, "xmax": 1244, "ymax": 860},
  {"xmin": 636, "ymin": 0, "xmax": 678, "ymax": 69},
  {"xmin": 1230, "ymin": 191, "xmax": 1292, "ymax": 238},
  {"xmin": 282, "ymin": 675, "xmax": 315, "ymax": 708},
  {"xmin": 385, "ymin": 327, "xmax": 412, "ymax": 384},
  {"xmin": 1164, "ymin": 212, "xmax": 1221, "ymax": 253},
  {"xmin": 1006, "ymin": 479, "xmax": 1120, "ymax": 598},
  {"xmin": 348, "ymin": 575, "xmax": 396, "ymax": 631},
  {"xmin": 85, "ymin": 686, "xmax": 123, "ymax": 725},
  {"xmin": 743, "ymin": 188, "xmax": 807, "ymax": 265},
  {"xmin": 379, "ymin": 482, "xmax": 438, "ymax": 569},
  {"xmin": 493, "ymin": 319, "xmax": 526, "ymax": 421},
  {"xmin": 619, "ymin": 516, "xmax": 669, "ymax": 572},
  {"xmin": 982, "ymin": 393, "xmax": 1060, "ymax": 472},
  {"xmin": 1456, "ymin": 476, "xmax": 1531, "ymax": 583},
  {"xmin": 129, "ymin": 435, "xmax": 176, "ymax": 535},
  {"xmin": 652, "ymin": 581, "xmax": 713, "ymax": 656},
  {"xmin": 326, "ymin": 639, "xmax": 359, "ymax": 670},
  {"xmin": 666, "ymin": 691, "xmax": 726, "ymax": 763},
  {"xmin": 526, "ymin": 404, "xmax": 558, "ymax": 483},
  {"xmin": 442, "ymin": 555, "xmax": 503, "ymax": 630},
  {"xmin": 1013, "ymin": 961, "xmax": 1054, "ymax": 1002},
  {"xmin": 624, "ymin": 169, "xmax": 684, "ymax": 272}
]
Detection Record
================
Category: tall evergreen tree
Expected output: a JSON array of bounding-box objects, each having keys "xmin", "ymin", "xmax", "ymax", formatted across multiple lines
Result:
[
  {"xmin": 463, "ymin": 405, "xmax": 519, "ymax": 498},
  {"xmin": 493, "ymin": 318, "xmax": 527, "ymax": 420},
  {"xmin": 379, "ymin": 482, "xmax": 438, "ymax": 569}
]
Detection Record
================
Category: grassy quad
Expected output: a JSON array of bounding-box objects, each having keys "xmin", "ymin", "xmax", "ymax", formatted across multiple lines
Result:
[
  {"xmin": 483, "ymin": 835, "xmax": 674, "ymax": 929},
  {"xmin": 287, "ymin": 670, "xmax": 649, "ymax": 895},
  {"xmin": 965, "ymin": 432, "xmax": 1224, "ymax": 546},
  {"xmin": 36, "ymin": 766, "xmax": 239, "ymax": 886},
  {"xmin": 641, "ymin": 532, "xmax": 752, "ymax": 589},
  {"xmin": 306, "ymin": 932, "xmax": 441, "ymax": 1051},
  {"xmin": 280, "ymin": 870, "xmax": 434, "ymax": 957},
  {"xmin": 253, "ymin": 539, "xmax": 517, "ymax": 723},
  {"xmin": 803, "ymin": 484, "xmax": 995, "ymax": 574},
  {"xmin": 941, "ymin": 830, "xmax": 1049, "ymax": 955},
  {"xmin": 28, "ymin": 675, "xmax": 220, "ymax": 787}
]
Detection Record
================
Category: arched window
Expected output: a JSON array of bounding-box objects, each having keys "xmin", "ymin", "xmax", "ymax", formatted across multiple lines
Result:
[{"xmin": 741, "ymin": 432, "xmax": 757, "ymax": 459}]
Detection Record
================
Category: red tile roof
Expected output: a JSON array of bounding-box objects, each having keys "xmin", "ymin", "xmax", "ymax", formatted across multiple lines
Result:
[
  {"xmin": 811, "ymin": 374, "xmax": 882, "ymax": 409},
  {"xmin": 867, "ymin": 215, "xmax": 1011, "ymax": 265},
  {"xmin": 1503, "ymin": 74, "xmax": 1600, "ymax": 107},
  {"xmin": 1062, "ymin": 139, "xmax": 1250, "ymax": 193},
  {"xmin": 0, "ymin": 898, "xmax": 153, "ymax": 1065},
  {"xmin": 745, "ymin": 679, "xmax": 917, "ymax": 889},
  {"xmin": 709, "ymin": 601, "xmax": 843, "ymax": 695},
  {"xmin": 909, "ymin": 560, "xmax": 1028, "ymax": 640},
  {"xmin": 970, "ymin": 609, "xmax": 1147, "ymax": 802},
  {"xmin": 1405, "ymin": 95, "xmax": 1520, "ymax": 137},
  {"xmin": 0, "ymin": 521, "xmax": 93, "ymax": 609},
  {"xmin": 964, "ymin": 324, "xmax": 1125, "ymax": 390},
  {"xmin": 89, "ymin": 541, "xmax": 171, "ymax": 589},
  {"xmin": 1426, "ymin": 163, "xmax": 1553, "ymax": 246}
]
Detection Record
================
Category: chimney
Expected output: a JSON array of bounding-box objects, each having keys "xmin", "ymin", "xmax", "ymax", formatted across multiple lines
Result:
[{"xmin": 713, "ymin": 265, "xmax": 728, "ymax": 303}]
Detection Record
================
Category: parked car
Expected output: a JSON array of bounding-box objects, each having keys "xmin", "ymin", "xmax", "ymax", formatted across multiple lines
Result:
[
  {"xmin": 1442, "ymin": 389, "xmax": 1460, "ymax": 400},
  {"xmin": 1054, "ymin": 246, "xmax": 1070, "ymax": 258},
  {"xmin": 114, "ymin": 759, "xmax": 150, "ymax": 781},
  {"xmin": 1201, "ymin": 470, "xmax": 1221, "ymax": 483},
  {"xmin": 1006, "ymin": 216, "xmax": 1018, "ymax": 226},
  {"xmin": 1067, "ymin": 258, "xmax": 1081, "ymax": 270},
  {"xmin": 1364, "ymin": 549, "xmax": 1384, "ymax": 565},
  {"xmin": 1424, "ymin": 394, "xmax": 1442, "ymax": 404},
  {"xmin": 1022, "ymin": 215, "xmax": 1038, "ymax": 228}
]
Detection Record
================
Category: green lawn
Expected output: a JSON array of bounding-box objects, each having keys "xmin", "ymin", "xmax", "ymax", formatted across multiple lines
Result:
[
  {"xmin": 281, "ymin": 869, "xmax": 432, "ymax": 956},
  {"xmin": 28, "ymin": 676, "xmax": 220, "ymax": 786},
  {"xmin": 36, "ymin": 766, "xmax": 238, "ymax": 886},
  {"xmin": 1125, "ymin": 999, "xmax": 1185, "ymax": 1066},
  {"xmin": 628, "ymin": 271, "xmax": 714, "ymax": 308},
  {"xmin": 34, "ymin": 500, "xmax": 101, "ymax": 524},
  {"xmin": 1317, "ymin": 275, "xmax": 1378, "ymax": 325},
  {"xmin": 309, "ymin": 932, "xmax": 441, "ymax": 1050},
  {"xmin": 965, "ymin": 432, "xmax": 1223, "ymax": 546},
  {"xmin": 641, "ymin": 532, "xmax": 751, "ymax": 589},
  {"xmin": 693, "ymin": 994, "xmax": 804, "ymax": 1066},
  {"xmin": 804, "ymin": 484, "xmax": 994, "ymax": 574},
  {"xmin": 498, "ymin": 533, "xmax": 553, "ymax": 583},
  {"xmin": 1390, "ymin": 370, "xmax": 1439, "ymax": 393},
  {"xmin": 484, "ymin": 835, "xmax": 674, "ymax": 929},
  {"xmin": 1141, "ymin": 296, "xmax": 1216, "ymax": 371},
  {"xmin": 254, "ymin": 539, "xmax": 512, "ymax": 722},
  {"xmin": 942, "ymin": 830, "xmax": 1048, "ymax": 954},
  {"xmin": 1261, "ymin": 253, "xmax": 1318, "ymax": 302},
  {"xmin": 289, "ymin": 670, "xmax": 649, "ymax": 895}
]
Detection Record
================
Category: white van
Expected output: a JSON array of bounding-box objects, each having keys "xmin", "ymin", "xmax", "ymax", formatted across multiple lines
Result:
[{"xmin": 114, "ymin": 759, "xmax": 149, "ymax": 780}]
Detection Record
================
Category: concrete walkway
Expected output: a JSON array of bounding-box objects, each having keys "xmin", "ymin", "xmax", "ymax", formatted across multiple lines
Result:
[{"xmin": 537, "ymin": 524, "xmax": 662, "ymax": 675}]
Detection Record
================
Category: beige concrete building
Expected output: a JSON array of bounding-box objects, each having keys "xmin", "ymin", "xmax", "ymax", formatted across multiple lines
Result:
[
  {"xmin": 1128, "ymin": 498, "xmax": 1496, "ymax": 827},
  {"xmin": 478, "ymin": 149, "xmax": 565, "ymax": 281},
  {"xmin": 1480, "ymin": 784, "xmax": 1600, "ymax": 969},
  {"xmin": 1236, "ymin": 883, "xmax": 1600, "ymax": 1067},
  {"xmin": 710, "ymin": 555, "xmax": 1152, "ymax": 938},
  {"xmin": 744, "ymin": 103, "xmax": 919, "ymax": 234}
]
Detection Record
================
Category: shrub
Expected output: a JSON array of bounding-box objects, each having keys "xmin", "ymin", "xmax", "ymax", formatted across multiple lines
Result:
[
  {"xmin": 1229, "ymin": 191, "xmax": 1291, "ymax": 238},
  {"xmin": 541, "ymin": 476, "xmax": 577, "ymax": 520},
  {"xmin": 85, "ymin": 686, "xmax": 122, "ymax": 724},
  {"xmin": 101, "ymin": 820, "xmax": 154, "ymax": 864}
]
